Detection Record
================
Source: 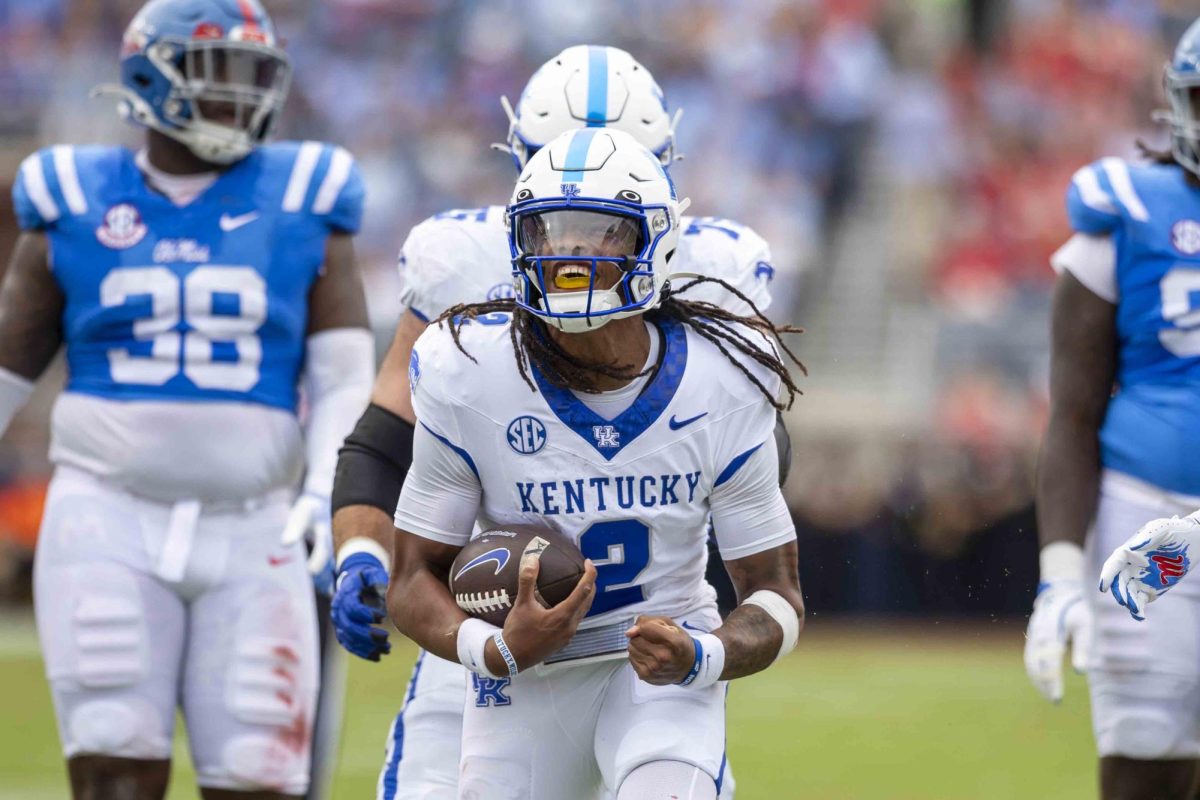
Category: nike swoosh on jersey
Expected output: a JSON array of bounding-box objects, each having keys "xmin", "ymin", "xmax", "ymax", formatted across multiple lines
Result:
[
  {"xmin": 668, "ymin": 412, "xmax": 708, "ymax": 430},
  {"xmin": 219, "ymin": 211, "xmax": 261, "ymax": 232}
]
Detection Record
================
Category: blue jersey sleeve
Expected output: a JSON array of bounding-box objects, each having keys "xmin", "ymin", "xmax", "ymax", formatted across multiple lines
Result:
[
  {"xmin": 311, "ymin": 145, "xmax": 364, "ymax": 234},
  {"xmin": 12, "ymin": 151, "xmax": 58, "ymax": 231},
  {"xmin": 1065, "ymin": 160, "xmax": 1126, "ymax": 235}
]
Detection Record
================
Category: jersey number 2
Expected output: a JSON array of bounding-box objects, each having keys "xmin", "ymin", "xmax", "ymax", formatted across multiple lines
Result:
[
  {"xmin": 100, "ymin": 266, "xmax": 266, "ymax": 390},
  {"xmin": 579, "ymin": 519, "xmax": 650, "ymax": 617}
]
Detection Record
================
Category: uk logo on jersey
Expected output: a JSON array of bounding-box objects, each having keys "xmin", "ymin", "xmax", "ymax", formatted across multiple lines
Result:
[
  {"xmin": 592, "ymin": 425, "xmax": 619, "ymax": 448},
  {"xmin": 507, "ymin": 415, "xmax": 547, "ymax": 454}
]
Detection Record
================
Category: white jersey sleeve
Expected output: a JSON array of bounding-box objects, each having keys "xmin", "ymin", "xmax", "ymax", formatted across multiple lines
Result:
[
  {"xmin": 711, "ymin": 435, "xmax": 795, "ymax": 560},
  {"xmin": 1050, "ymin": 232, "xmax": 1117, "ymax": 304},
  {"xmin": 396, "ymin": 206, "xmax": 511, "ymax": 321},
  {"xmin": 674, "ymin": 216, "xmax": 774, "ymax": 316},
  {"xmin": 707, "ymin": 333, "xmax": 794, "ymax": 560},
  {"xmin": 393, "ymin": 324, "xmax": 483, "ymax": 545}
]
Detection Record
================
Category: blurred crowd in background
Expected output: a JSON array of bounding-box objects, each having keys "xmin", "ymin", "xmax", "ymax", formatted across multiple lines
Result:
[{"xmin": 0, "ymin": 0, "xmax": 1190, "ymax": 616}]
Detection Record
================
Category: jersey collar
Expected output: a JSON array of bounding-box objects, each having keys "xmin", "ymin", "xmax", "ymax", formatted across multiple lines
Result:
[{"xmin": 531, "ymin": 316, "xmax": 687, "ymax": 461}]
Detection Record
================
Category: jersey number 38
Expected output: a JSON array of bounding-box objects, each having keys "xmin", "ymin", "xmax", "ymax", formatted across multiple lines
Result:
[{"xmin": 100, "ymin": 265, "xmax": 266, "ymax": 391}]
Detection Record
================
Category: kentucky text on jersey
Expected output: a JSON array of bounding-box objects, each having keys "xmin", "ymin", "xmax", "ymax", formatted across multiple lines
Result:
[
  {"xmin": 1068, "ymin": 157, "xmax": 1200, "ymax": 495},
  {"xmin": 516, "ymin": 471, "xmax": 703, "ymax": 515}
]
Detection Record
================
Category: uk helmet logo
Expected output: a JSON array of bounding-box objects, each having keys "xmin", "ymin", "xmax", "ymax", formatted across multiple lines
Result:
[
  {"xmin": 507, "ymin": 416, "xmax": 547, "ymax": 455},
  {"xmin": 96, "ymin": 204, "xmax": 147, "ymax": 249}
]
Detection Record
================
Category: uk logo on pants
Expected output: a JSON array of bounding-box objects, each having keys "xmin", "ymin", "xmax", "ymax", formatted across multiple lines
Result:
[{"xmin": 472, "ymin": 674, "xmax": 512, "ymax": 707}]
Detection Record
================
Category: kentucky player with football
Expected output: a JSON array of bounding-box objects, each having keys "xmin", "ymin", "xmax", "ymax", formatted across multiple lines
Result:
[
  {"xmin": 1025, "ymin": 18, "xmax": 1200, "ymax": 799},
  {"xmin": 328, "ymin": 45, "xmax": 783, "ymax": 799},
  {"xmin": 0, "ymin": 0, "xmax": 372, "ymax": 797},
  {"xmin": 384, "ymin": 128, "xmax": 804, "ymax": 799}
]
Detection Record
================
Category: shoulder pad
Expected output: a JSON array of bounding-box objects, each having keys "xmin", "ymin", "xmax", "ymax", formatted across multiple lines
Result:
[
  {"xmin": 409, "ymin": 312, "xmax": 514, "ymax": 414},
  {"xmin": 398, "ymin": 205, "xmax": 509, "ymax": 320},
  {"xmin": 1066, "ymin": 158, "xmax": 1151, "ymax": 235},
  {"xmin": 675, "ymin": 216, "xmax": 774, "ymax": 314},
  {"xmin": 271, "ymin": 141, "xmax": 365, "ymax": 233},
  {"xmin": 11, "ymin": 145, "xmax": 120, "ymax": 231}
]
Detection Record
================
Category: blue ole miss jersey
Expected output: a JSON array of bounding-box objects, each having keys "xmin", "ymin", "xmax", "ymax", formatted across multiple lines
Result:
[
  {"xmin": 1068, "ymin": 157, "xmax": 1200, "ymax": 495},
  {"xmin": 11, "ymin": 141, "xmax": 364, "ymax": 413}
]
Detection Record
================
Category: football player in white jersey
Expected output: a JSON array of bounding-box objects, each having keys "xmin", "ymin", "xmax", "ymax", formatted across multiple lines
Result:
[
  {"xmin": 326, "ymin": 45, "xmax": 782, "ymax": 799},
  {"xmin": 387, "ymin": 127, "xmax": 803, "ymax": 799},
  {"xmin": 0, "ymin": 0, "xmax": 372, "ymax": 797}
]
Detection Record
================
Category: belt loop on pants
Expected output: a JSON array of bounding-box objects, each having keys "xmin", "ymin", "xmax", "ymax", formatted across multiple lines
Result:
[{"xmin": 156, "ymin": 499, "xmax": 202, "ymax": 583}]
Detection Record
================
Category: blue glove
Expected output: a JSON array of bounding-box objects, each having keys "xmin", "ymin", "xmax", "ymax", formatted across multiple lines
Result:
[{"xmin": 332, "ymin": 552, "xmax": 392, "ymax": 661}]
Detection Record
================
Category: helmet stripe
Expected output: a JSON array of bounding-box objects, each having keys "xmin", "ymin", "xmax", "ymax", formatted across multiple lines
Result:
[
  {"xmin": 560, "ymin": 128, "xmax": 598, "ymax": 184},
  {"xmin": 235, "ymin": 0, "xmax": 262, "ymax": 31},
  {"xmin": 586, "ymin": 46, "xmax": 608, "ymax": 127}
]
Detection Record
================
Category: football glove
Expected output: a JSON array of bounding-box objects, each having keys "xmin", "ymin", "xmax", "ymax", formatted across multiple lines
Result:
[
  {"xmin": 332, "ymin": 553, "xmax": 391, "ymax": 661},
  {"xmin": 280, "ymin": 492, "xmax": 334, "ymax": 596},
  {"xmin": 1099, "ymin": 514, "xmax": 1200, "ymax": 621},
  {"xmin": 1024, "ymin": 542, "xmax": 1093, "ymax": 703}
]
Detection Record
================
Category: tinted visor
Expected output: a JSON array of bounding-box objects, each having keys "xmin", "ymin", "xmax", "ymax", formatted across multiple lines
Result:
[{"xmin": 517, "ymin": 210, "xmax": 643, "ymax": 258}]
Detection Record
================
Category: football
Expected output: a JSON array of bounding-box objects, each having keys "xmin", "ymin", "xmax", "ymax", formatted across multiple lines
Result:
[{"xmin": 449, "ymin": 524, "xmax": 586, "ymax": 626}]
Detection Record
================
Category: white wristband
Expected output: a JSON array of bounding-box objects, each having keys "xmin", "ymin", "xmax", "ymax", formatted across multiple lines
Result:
[
  {"xmin": 1039, "ymin": 541, "xmax": 1084, "ymax": 583},
  {"xmin": 742, "ymin": 589, "xmax": 801, "ymax": 662},
  {"xmin": 457, "ymin": 617, "xmax": 501, "ymax": 678},
  {"xmin": 335, "ymin": 536, "xmax": 392, "ymax": 574},
  {"xmin": 677, "ymin": 632, "xmax": 725, "ymax": 689}
]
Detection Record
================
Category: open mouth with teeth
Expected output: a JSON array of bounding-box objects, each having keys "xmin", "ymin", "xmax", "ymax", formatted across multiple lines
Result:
[{"xmin": 553, "ymin": 264, "xmax": 594, "ymax": 291}]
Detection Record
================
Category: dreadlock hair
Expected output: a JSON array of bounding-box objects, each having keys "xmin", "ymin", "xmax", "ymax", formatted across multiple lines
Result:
[
  {"xmin": 432, "ymin": 275, "xmax": 805, "ymax": 413},
  {"xmin": 1136, "ymin": 138, "xmax": 1200, "ymax": 188}
]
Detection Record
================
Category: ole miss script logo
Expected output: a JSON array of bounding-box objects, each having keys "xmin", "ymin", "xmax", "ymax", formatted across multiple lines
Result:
[{"xmin": 1151, "ymin": 552, "xmax": 1188, "ymax": 585}]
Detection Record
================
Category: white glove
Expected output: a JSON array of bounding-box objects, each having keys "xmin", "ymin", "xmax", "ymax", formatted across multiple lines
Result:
[
  {"xmin": 281, "ymin": 492, "xmax": 334, "ymax": 594},
  {"xmin": 1099, "ymin": 514, "xmax": 1200, "ymax": 621},
  {"xmin": 1024, "ymin": 542, "xmax": 1093, "ymax": 703}
]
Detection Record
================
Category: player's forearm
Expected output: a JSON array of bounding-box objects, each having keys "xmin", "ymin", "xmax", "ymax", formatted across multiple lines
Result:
[
  {"xmin": 713, "ymin": 604, "xmax": 787, "ymax": 679},
  {"xmin": 388, "ymin": 567, "xmax": 467, "ymax": 663},
  {"xmin": 386, "ymin": 531, "xmax": 468, "ymax": 663},
  {"xmin": 718, "ymin": 542, "xmax": 804, "ymax": 680},
  {"xmin": 332, "ymin": 505, "xmax": 396, "ymax": 560},
  {"xmin": 1036, "ymin": 415, "xmax": 1102, "ymax": 549}
]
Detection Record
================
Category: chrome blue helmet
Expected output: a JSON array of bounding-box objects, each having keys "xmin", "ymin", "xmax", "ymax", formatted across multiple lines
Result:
[
  {"xmin": 94, "ymin": 0, "xmax": 291, "ymax": 164},
  {"xmin": 1160, "ymin": 18, "xmax": 1200, "ymax": 177}
]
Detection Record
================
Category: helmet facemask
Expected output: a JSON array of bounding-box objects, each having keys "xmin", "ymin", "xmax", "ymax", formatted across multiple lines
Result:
[
  {"xmin": 510, "ymin": 198, "xmax": 672, "ymax": 333},
  {"xmin": 1158, "ymin": 67, "xmax": 1200, "ymax": 179},
  {"xmin": 153, "ymin": 37, "xmax": 291, "ymax": 164}
]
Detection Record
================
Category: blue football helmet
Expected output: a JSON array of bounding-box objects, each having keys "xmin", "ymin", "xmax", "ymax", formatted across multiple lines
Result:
[
  {"xmin": 1160, "ymin": 18, "xmax": 1200, "ymax": 177},
  {"xmin": 93, "ymin": 0, "xmax": 291, "ymax": 164}
]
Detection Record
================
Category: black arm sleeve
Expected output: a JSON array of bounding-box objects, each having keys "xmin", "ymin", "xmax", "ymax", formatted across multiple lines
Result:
[
  {"xmin": 331, "ymin": 403, "xmax": 416, "ymax": 515},
  {"xmin": 775, "ymin": 412, "xmax": 792, "ymax": 487}
]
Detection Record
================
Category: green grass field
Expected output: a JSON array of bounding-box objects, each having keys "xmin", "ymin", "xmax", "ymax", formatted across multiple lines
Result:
[{"xmin": 0, "ymin": 614, "xmax": 1097, "ymax": 799}]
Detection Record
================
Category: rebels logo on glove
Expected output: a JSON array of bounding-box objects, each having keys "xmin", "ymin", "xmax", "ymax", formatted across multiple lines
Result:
[
  {"xmin": 1101, "ymin": 515, "xmax": 1200, "ymax": 621},
  {"xmin": 1148, "ymin": 548, "xmax": 1189, "ymax": 586}
]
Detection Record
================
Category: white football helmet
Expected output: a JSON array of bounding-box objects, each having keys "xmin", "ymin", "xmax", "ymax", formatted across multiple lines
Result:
[
  {"xmin": 507, "ymin": 128, "xmax": 691, "ymax": 333},
  {"xmin": 499, "ymin": 45, "xmax": 680, "ymax": 170}
]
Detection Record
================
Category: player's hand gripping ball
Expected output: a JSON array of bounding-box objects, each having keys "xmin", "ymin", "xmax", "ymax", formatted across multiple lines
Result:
[{"xmin": 450, "ymin": 525, "xmax": 587, "ymax": 627}]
